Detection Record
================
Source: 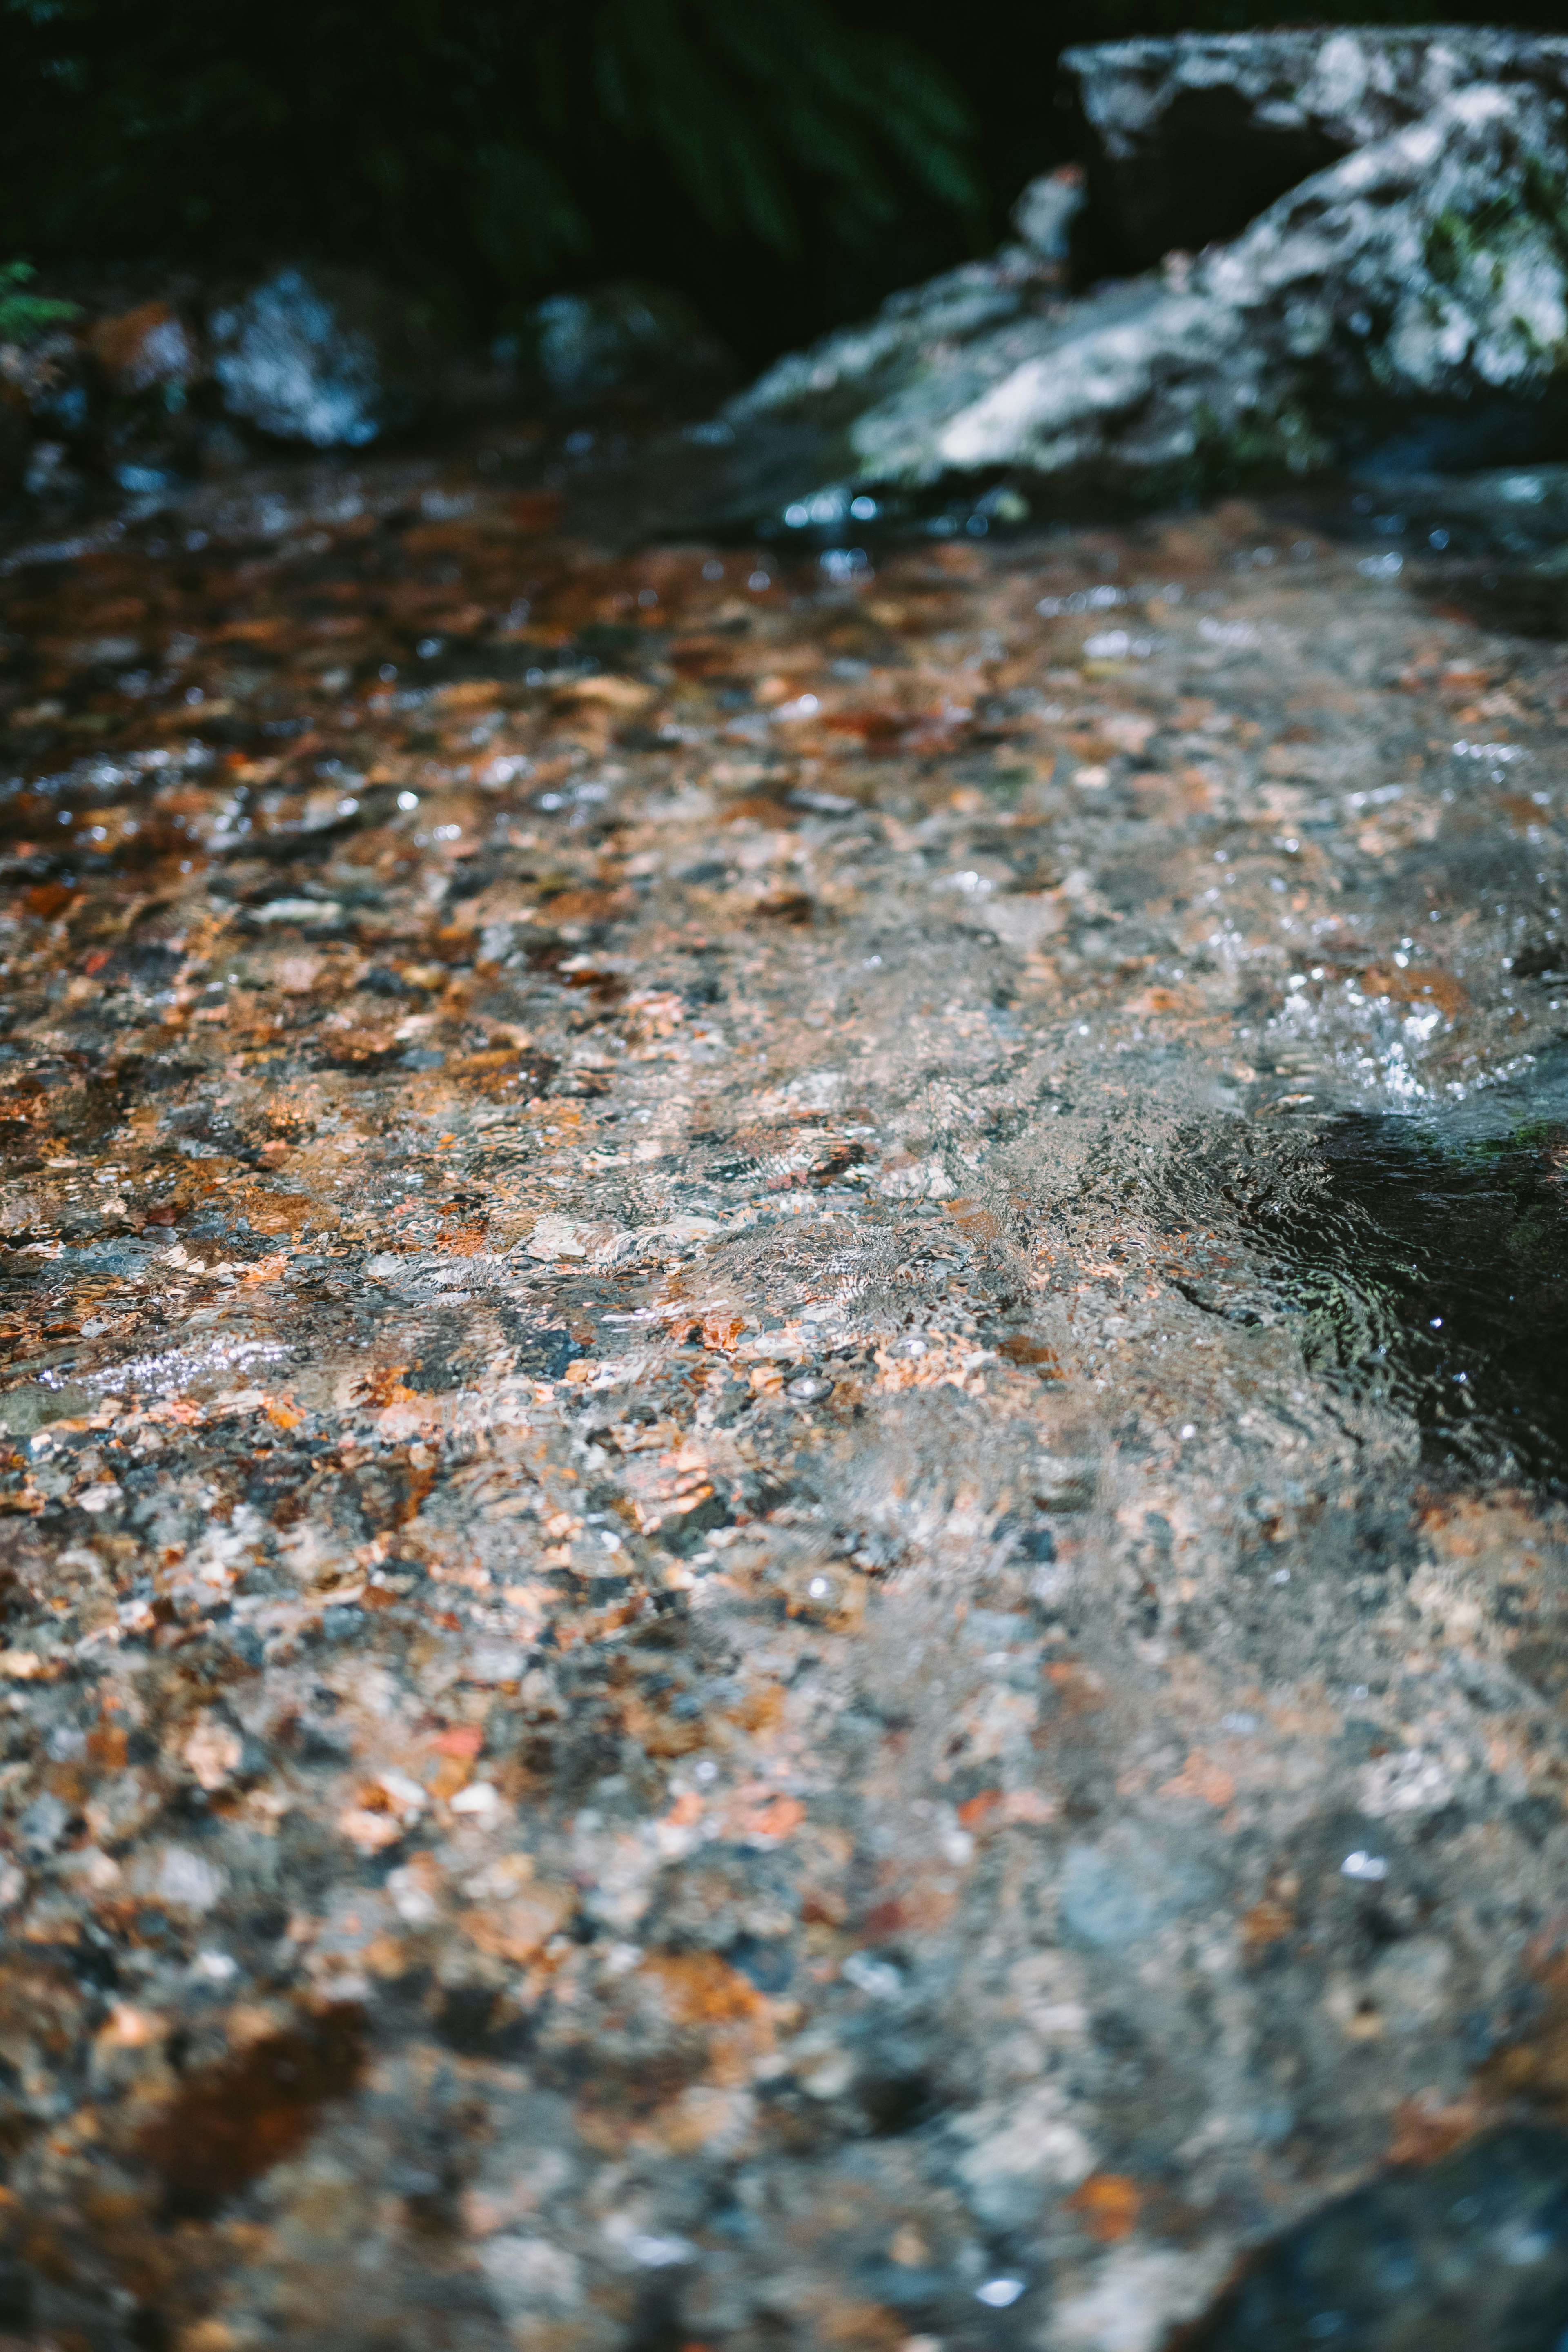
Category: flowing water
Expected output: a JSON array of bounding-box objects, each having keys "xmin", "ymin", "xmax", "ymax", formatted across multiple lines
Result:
[
  {"xmin": 1255, "ymin": 1054, "xmax": 1568, "ymax": 1494},
  {"xmin": 0, "ymin": 423, "xmax": 1567, "ymax": 2350}
]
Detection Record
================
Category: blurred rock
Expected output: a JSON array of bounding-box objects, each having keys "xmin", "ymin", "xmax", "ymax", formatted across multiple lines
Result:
[
  {"xmin": 193, "ymin": 417, "xmax": 252, "ymax": 475},
  {"xmin": 526, "ymin": 281, "xmax": 730, "ymax": 404},
  {"xmin": 86, "ymin": 299, "xmax": 202, "ymax": 399},
  {"xmin": 0, "ymin": 288, "xmax": 204, "ymax": 497},
  {"xmin": 86, "ymin": 298, "xmax": 209, "ymax": 492},
  {"xmin": 0, "ymin": 327, "xmax": 87, "ymax": 445},
  {"xmin": 1059, "ymin": 1825, "xmax": 1222, "ymax": 1949},
  {"xmin": 1011, "ymin": 164, "xmax": 1087, "ymax": 265},
  {"xmin": 931, "ymin": 79, "xmax": 1568, "ymax": 488},
  {"xmin": 701, "ymin": 40, "xmax": 1568, "ymax": 531},
  {"xmin": 725, "ymin": 249, "xmax": 1058, "ymax": 438},
  {"xmin": 707, "ymin": 241, "xmax": 1068, "ymax": 531},
  {"xmin": 1062, "ymin": 26, "xmax": 1568, "ymax": 268},
  {"xmin": 1368, "ymin": 462, "xmax": 1568, "ymax": 635},
  {"xmin": 19, "ymin": 435, "xmax": 79, "ymax": 500},
  {"xmin": 209, "ymin": 264, "xmax": 443, "ymax": 447}
]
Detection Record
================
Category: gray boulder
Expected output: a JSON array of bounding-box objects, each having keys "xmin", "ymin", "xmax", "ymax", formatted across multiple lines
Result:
[
  {"xmin": 719, "ymin": 168, "xmax": 1082, "ymax": 446},
  {"xmin": 208, "ymin": 265, "xmax": 443, "ymax": 448},
  {"xmin": 1063, "ymin": 26, "xmax": 1568, "ymax": 266},
  {"xmin": 935, "ymin": 79, "xmax": 1568, "ymax": 489},
  {"xmin": 700, "ymin": 33, "xmax": 1568, "ymax": 532},
  {"xmin": 706, "ymin": 171, "xmax": 1082, "ymax": 526}
]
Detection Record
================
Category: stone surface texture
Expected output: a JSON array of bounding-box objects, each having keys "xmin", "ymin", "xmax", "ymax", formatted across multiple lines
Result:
[
  {"xmin": 208, "ymin": 267, "xmax": 445, "ymax": 450},
  {"xmin": 710, "ymin": 28, "xmax": 1568, "ymax": 528},
  {"xmin": 0, "ymin": 427, "xmax": 1566, "ymax": 2349},
  {"xmin": 1063, "ymin": 26, "xmax": 1568, "ymax": 262}
]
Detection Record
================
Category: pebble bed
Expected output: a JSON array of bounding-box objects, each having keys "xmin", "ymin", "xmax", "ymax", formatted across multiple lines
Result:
[{"xmin": 0, "ymin": 448, "xmax": 1566, "ymax": 2350}]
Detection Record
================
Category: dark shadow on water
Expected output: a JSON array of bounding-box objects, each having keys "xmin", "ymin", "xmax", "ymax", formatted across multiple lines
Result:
[
  {"xmin": 1245, "ymin": 1051, "xmax": 1568, "ymax": 1495},
  {"xmin": 1173, "ymin": 2123, "xmax": 1568, "ymax": 2352}
]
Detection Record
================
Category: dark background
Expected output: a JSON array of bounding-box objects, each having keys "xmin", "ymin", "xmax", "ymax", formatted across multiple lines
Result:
[{"xmin": 6, "ymin": 0, "xmax": 1568, "ymax": 369}]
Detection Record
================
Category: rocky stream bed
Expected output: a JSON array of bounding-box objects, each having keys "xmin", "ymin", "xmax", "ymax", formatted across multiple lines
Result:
[
  {"xmin": 13, "ymin": 16, "xmax": 1568, "ymax": 2325},
  {"xmin": 0, "ymin": 418, "xmax": 1564, "ymax": 2352}
]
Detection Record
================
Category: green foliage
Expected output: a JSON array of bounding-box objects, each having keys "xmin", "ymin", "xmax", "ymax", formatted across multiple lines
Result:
[
  {"xmin": 0, "ymin": 0, "xmax": 978, "ymax": 327},
  {"xmin": 0, "ymin": 259, "xmax": 77, "ymax": 344}
]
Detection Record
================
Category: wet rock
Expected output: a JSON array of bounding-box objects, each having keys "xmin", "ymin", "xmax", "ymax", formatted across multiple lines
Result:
[
  {"xmin": 86, "ymin": 300, "xmax": 212, "ymax": 493},
  {"xmin": 209, "ymin": 264, "xmax": 443, "ymax": 447},
  {"xmin": 0, "ymin": 292, "xmax": 206, "ymax": 499},
  {"xmin": 526, "ymin": 281, "xmax": 730, "ymax": 405},
  {"xmin": 710, "ymin": 212, "xmax": 1071, "ymax": 528},
  {"xmin": 86, "ymin": 301, "xmax": 203, "ymax": 401},
  {"xmin": 138, "ymin": 2005, "xmax": 367, "ymax": 2221},
  {"xmin": 0, "ymin": 327, "xmax": 87, "ymax": 450},
  {"xmin": 1062, "ymin": 27, "xmax": 1568, "ymax": 267},
  {"xmin": 1011, "ymin": 164, "xmax": 1089, "ymax": 266},
  {"xmin": 1194, "ymin": 80, "xmax": 1568, "ymax": 474},
  {"xmin": 704, "ymin": 35, "xmax": 1568, "ymax": 529},
  {"xmin": 1058, "ymin": 1823, "xmax": 1222, "ymax": 1949},
  {"xmin": 4, "ymin": 268, "xmax": 463, "ymax": 492},
  {"xmin": 4, "ymin": 434, "xmax": 1568, "ymax": 2350},
  {"xmin": 1353, "ymin": 462, "xmax": 1568, "ymax": 633},
  {"xmin": 0, "ymin": 265, "xmax": 82, "ymax": 487}
]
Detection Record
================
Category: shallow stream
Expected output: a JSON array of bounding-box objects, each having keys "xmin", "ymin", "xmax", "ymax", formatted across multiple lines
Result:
[
  {"xmin": 1257, "ymin": 1054, "xmax": 1568, "ymax": 1494},
  {"xmin": 0, "ymin": 425, "xmax": 1567, "ymax": 2351}
]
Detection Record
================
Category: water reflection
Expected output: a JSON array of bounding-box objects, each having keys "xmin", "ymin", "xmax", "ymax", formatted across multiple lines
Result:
[{"xmin": 1252, "ymin": 1051, "xmax": 1568, "ymax": 1490}]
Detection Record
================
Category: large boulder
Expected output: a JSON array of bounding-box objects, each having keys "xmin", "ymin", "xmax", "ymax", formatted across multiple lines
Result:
[
  {"xmin": 697, "ymin": 31, "xmax": 1568, "ymax": 533},
  {"xmin": 704, "ymin": 169, "xmax": 1083, "ymax": 527},
  {"xmin": 1062, "ymin": 26, "xmax": 1568, "ymax": 266},
  {"xmin": 723, "ymin": 167, "xmax": 1082, "ymax": 438},
  {"xmin": 938, "ymin": 80, "xmax": 1568, "ymax": 488}
]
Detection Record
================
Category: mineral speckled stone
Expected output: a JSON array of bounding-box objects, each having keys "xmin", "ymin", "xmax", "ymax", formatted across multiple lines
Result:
[{"xmin": 1, "ymin": 416, "xmax": 1568, "ymax": 2352}]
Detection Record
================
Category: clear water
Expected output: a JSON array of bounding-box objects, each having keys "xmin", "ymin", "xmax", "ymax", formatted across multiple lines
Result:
[{"xmin": 1252, "ymin": 1052, "xmax": 1568, "ymax": 1492}]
